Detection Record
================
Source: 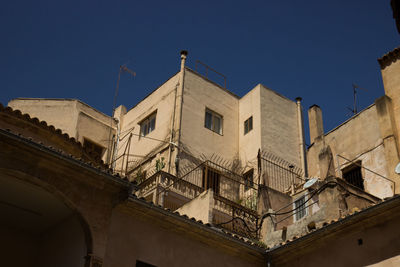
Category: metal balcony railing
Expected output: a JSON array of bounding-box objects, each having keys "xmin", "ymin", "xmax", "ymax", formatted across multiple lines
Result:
[{"xmin": 135, "ymin": 160, "xmax": 260, "ymax": 239}]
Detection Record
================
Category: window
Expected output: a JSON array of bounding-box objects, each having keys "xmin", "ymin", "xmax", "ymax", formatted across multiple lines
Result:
[
  {"xmin": 202, "ymin": 167, "xmax": 220, "ymax": 195},
  {"xmin": 83, "ymin": 138, "xmax": 105, "ymax": 159},
  {"xmin": 140, "ymin": 112, "xmax": 156, "ymax": 137},
  {"xmin": 243, "ymin": 169, "xmax": 254, "ymax": 190},
  {"xmin": 205, "ymin": 109, "xmax": 223, "ymax": 134},
  {"xmin": 294, "ymin": 195, "xmax": 307, "ymax": 221},
  {"xmin": 342, "ymin": 162, "xmax": 364, "ymax": 190},
  {"xmin": 244, "ymin": 116, "xmax": 253, "ymax": 135}
]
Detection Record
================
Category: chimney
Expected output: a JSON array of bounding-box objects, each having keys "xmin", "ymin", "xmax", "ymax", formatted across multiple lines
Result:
[
  {"xmin": 308, "ymin": 104, "xmax": 324, "ymax": 144},
  {"xmin": 180, "ymin": 50, "xmax": 188, "ymax": 71},
  {"xmin": 296, "ymin": 97, "xmax": 307, "ymax": 177}
]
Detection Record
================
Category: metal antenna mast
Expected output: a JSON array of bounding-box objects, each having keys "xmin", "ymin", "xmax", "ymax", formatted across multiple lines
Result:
[
  {"xmin": 108, "ymin": 64, "xmax": 136, "ymax": 170},
  {"xmin": 112, "ymin": 65, "xmax": 136, "ymax": 116},
  {"xmin": 348, "ymin": 84, "xmax": 367, "ymax": 115}
]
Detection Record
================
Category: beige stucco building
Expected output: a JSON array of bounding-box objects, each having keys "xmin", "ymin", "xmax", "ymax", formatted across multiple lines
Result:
[
  {"xmin": 4, "ymin": 42, "xmax": 400, "ymax": 266},
  {"xmin": 8, "ymin": 98, "xmax": 117, "ymax": 163},
  {"xmin": 307, "ymin": 47, "xmax": 400, "ymax": 199},
  {"xmin": 256, "ymin": 46, "xmax": 400, "ymax": 266},
  {"xmin": 8, "ymin": 52, "xmax": 306, "ymax": 183},
  {"xmin": 106, "ymin": 51, "xmax": 306, "ymax": 183},
  {"xmin": 7, "ymin": 51, "xmax": 307, "ymax": 241}
]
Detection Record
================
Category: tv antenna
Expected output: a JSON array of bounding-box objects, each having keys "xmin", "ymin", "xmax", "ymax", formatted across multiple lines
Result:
[
  {"xmin": 112, "ymin": 64, "xmax": 136, "ymax": 116},
  {"xmin": 108, "ymin": 63, "xmax": 136, "ymax": 169},
  {"xmin": 347, "ymin": 84, "xmax": 367, "ymax": 115}
]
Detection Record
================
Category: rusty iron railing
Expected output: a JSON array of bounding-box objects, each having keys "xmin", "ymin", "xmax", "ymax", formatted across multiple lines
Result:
[
  {"xmin": 259, "ymin": 151, "xmax": 304, "ymax": 193},
  {"xmin": 213, "ymin": 194, "xmax": 259, "ymax": 239},
  {"xmin": 135, "ymin": 160, "xmax": 260, "ymax": 239}
]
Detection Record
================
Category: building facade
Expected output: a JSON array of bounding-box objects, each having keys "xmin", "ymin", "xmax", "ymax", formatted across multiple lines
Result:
[{"xmin": 3, "ymin": 43, "xmax": 400, "ymax": 266}]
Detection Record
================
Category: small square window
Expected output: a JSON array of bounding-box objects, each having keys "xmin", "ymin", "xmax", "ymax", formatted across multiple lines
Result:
[
  {"xmin": 204, "ymin": 109, "xmax": 223, "ymax": 135},
  {"xmin": 140, "ymin": 112, "xmax": 157, "ymax": 137},
  {"xmin": 294, "ymin": 195, "xmax": 307, "ymax": 221},
  {"xmin": 342, "ymin": 162, "xmax": 364, "ymax": 190},
  {"xmin": 244, "ymin": 116, "xmax": 253, "ymax": 135}
]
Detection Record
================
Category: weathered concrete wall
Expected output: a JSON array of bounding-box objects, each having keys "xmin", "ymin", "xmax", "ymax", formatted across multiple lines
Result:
[
  {"xmin": 307, "ymin": 105, "xmax": 393, "ymax": 198},
  {"xmin": 176, "ymin": 189, "xmax": 214, "ymax": 223},
  {"xmin": 8, "ymin": 98, "xmax": 80, "ymax": 138},
  {"xmin": 8, "ymin": 98, "xmax": 116, "ymax": 162},
  {"xmin": 76, "ymin": 112, "xmax": 112, "ymax": 158},
  {"xmin": 259, "ymin": 85, "xmax": 301, "ymax": 168},
  {"xmin": 37, "ymin": 216, "xmax": 86, "ymax": 267},
  {"xmin": 103, "ymin": 206, "xmax": 265, "ymax": 267},
  {"xmin": 180, "ymin": 69, "xmax": 239, "ymax": 166},
  {"xmin": 263, "ymin": 179, "xmax": 379, "ymax": 248},
  {"xmin": 379, "ymin": 55, "xmax": 400, "ymax": 193},
  {"xmin": 239, "ymin": 86, "xmax": 262, "ymax": 170},
  {"xmin": 258, "ymin": 186, "xmax": 292, "ymax": 230},
  {"xmin": 116, "ymin": 73, "xmax": 180, "ymax": 175},
  {"xmin": 381, "ymin": 55, "xmax": 400, "ymax": 152},
  {"xmin": 269, "ymin": 206, "xmax": 400, "ymax": 267}
]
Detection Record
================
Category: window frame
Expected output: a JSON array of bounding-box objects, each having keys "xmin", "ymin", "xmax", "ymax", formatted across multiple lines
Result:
[
  {"xmin": 204, "ymin": 108, "xmax": 223, "ymax": 135},
  {"xmin": 244, "ymin": 116, "xmax": 253, "ymax": 135},
  {"xmin": 342, "ymin": 161, "xmax": 364, "ymax": 190},
  {"xmin": 139, "ymin": 111, "xmax": 157, "ymax": 138},
  {"xmin": 293, "ymin": 194, "xmax": 308, "ymax": 221}
]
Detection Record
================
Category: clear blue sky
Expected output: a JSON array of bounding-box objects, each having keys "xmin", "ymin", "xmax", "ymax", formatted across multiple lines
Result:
[{"xmin": 0, "ymin": 1, "xmax": 398, "ymax": 144}]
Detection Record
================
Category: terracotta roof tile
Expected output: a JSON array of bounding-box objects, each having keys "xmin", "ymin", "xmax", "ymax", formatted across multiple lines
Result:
[{"xmin": 378, "ymin": 46, "xmax": 400, "ymax": 69}]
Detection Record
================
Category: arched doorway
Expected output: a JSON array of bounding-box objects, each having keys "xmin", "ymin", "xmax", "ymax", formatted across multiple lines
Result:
[{"xmin": 0, "ymin": 173, "xmax": 91, "ymax": 267}]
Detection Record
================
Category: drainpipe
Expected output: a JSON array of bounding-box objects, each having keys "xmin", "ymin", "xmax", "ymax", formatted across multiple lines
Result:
[
  {"xmin": 112, "ymin": 118, "xmax": 120, "ymax": 171},
  {"xmin": 296, "ymin": 97, "xmax": 308, "ymax": 177},
  {"xmin": 177, "ymin": 50, "xmax": 187, "ymax": 146},
  {"xmin": 167, "ymin": 82, "xmax": 179, "ymax": 173},
  {"xmin": 168, "ymin": 50, "xmax": 187, "ymax": 176}
]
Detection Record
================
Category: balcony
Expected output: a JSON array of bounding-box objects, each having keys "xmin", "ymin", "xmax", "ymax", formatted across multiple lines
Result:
[{"xmin": 134, "ymin": 161, "xmax": 260, "ymax": 239}]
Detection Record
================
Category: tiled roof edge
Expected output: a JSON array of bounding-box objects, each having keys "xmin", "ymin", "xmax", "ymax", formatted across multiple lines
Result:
[
  {"xmin": 0, "ymin": 103, "xmax": 109, "ymax": 169},
  {"xmin": 378, "ymin": 46, "xmax": 400, "ymax": 69}
]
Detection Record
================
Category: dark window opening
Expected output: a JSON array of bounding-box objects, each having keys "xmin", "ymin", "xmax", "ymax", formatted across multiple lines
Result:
[
  {"xmin": 342, "ymin": 162, "xmax": 364, "ymax": 190},
  {"xmin": 202, "ymin": 167, "xmax": 220, "ymax": 195},
  {"xmin": 243, "ymin": 169, "xmax": 254, "ymax": 190},
  {"xmin": 83, "ymin": 138, "xmax": 104, "ymax": 160},
  {"xmin": 244, "ymin": 116, "xmax": 253, "ymax": 135}
]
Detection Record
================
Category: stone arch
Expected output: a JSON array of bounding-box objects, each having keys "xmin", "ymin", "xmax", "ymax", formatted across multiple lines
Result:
[{"xmin": 0, "ymin": 167, "xmax": 93, "ymax": 267}]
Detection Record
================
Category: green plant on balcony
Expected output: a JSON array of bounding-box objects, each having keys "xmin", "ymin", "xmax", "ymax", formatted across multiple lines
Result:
[
  {"xmin": 134, "ymin": 168, "xmax": 145, "ymax": 184},
  {"xmin": 244, "ymin": 194, "xmax": 257, "ymax": 210},
  {"xmin": 155, "ymin": 157, "xmax": 166, "ymax": 172}
]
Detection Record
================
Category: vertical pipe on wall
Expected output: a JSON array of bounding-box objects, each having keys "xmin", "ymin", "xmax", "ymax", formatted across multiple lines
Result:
[
  {"xmin": 177, "ymin": 50, "xmax": 188, "ymax": 147},
  {"xmin": 168, "ymin": 50, "xmax": 188, "ymax": 175}
]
